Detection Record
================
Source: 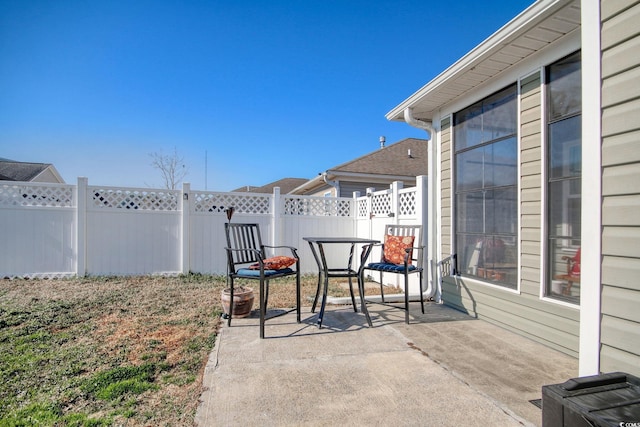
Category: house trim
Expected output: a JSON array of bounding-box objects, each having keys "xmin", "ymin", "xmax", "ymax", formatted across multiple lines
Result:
[
  {"xmin": 579, "ymin": 0, "xmax": 602, "ymax": 376},
  {"xmin": 386, "ymin": 0, "xmax": 580, "ymax": 122}
]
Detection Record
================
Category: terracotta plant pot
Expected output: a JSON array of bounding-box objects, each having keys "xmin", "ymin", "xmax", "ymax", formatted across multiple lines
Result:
[{"xmin": 221, "ymin": 286, "xmax": 255, "ymax": 318}]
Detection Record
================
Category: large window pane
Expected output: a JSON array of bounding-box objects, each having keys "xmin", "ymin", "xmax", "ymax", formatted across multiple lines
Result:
[
  {"xmin": 549, "ymin": 116, "xmax": 581, "ymax": 179},
  {"xmin": 483, "ymin": 89, "xmax": 517, "ymax": 141},
  {"xmin": 487, "ymin": 188, "xmax": 518, "ymax": 235},
  {"xmin": 548, "ymin": 52, "xmax": 581, "ymax": 121},
  {"xmin": 454, "ymin": 102, "xmax": 483, "ymax": 150},
  {"xmin": 546, "ymin": 51, "xmax": 581, "ymax": 304},
  {"xmin": 456, "ymin": 146, "xmax": 484, "ymax": 191},
  {"xmin": 456, "ymin": 191, "xmax": 484, "ymax": 233},
  {"xmin": 454, "ymin": 84, "xmax": 517, "ymax": 289},
  {"xmin": 486, "ymin": 137, "xmax": 518, "ymax": 187},
  {"xmin": 549, "ymin": 180, "xmax": 581, "ymax": 240}
]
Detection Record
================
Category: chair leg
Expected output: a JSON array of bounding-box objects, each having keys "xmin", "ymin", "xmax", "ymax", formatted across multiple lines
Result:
[
  {"xmin": 404, "ymin": 271, "xmax": 410, "ymax": 324},
  {"xmin": 227, "ymin": 278, "xmax": 234, "ymax": 327},
  {"xmin": 419, "ymin": 271, "xmax": 425, "ymax": 314},
  {"xmin": 259, "ymin": 277, "xmax": 266, "ymax": 339},
  {"xmin": 348, "ymin": 276, "xmax": 357, "ymax": 312},
  {"xmin": 296, "ymin": 271, "xmax": 301, "ymax": 323},
  {"xmin": 379, "ymin": 271, "xmax": 385, "ymax": 303},
  {"xmin": 264, "ymin": 279, "xmax": 270, "ymax": 308}
]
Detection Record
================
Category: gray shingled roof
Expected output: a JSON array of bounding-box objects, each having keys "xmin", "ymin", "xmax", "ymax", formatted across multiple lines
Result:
[
  {"xmin": 328, "ymin": 138, "xmax": 428, "ymax": 177},
  {"xmin": 232, "ymin": 178, "xmax": 308, "ymax": 194},
  {"xmin": 0, "ymin": 160, "xmax": 52, "ymax": 182}
]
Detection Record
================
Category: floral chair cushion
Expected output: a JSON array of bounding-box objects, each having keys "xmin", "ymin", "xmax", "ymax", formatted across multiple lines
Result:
[
  {"xmin": 249, "ymin": 255, "xmax": 296, "ymax": 270},
  {"xmin": 382, "ymin": 234, "xmax": 415, "ymax": 265}
]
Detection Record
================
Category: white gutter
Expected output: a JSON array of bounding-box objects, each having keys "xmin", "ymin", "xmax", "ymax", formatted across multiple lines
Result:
[
  {"xmin": 289, "ymin": 174, "xmax": 324, "ymax": 194},
  {"xmin": 404, "ymin": 107, "xmax": 441, "ymax": 302}
]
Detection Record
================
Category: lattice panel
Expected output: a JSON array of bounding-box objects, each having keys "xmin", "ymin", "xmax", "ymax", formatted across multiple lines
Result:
[
  {"xmin": 283, "ymin": 197, "xmax": 352, "ymax": 216},
  {"xmin": 192, "ymin": 192, "xmax": 271, "ymax": 214},
  {"xmin": 0, "ymin": 183, "xmax": 74, "ymax": 208},
  {"xmin": 356, "ymin": 198, "xmax": 369, "ymax": 218},
  {"xmin": 399, "ymin": 191, "xmax": 417, "ymax": 216},
  {"xmin": 370, "ymin": 193, "xmax": 391, "ymax": 215},
  {"xmin": 91, "ymin": 188, "xmax": 179, "ymax": 211}
]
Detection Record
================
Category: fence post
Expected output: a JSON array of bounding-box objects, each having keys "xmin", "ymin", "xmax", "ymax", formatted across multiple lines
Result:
[
  {"xmin": 366, "ymin": 187, "xmax": 374, "ymax": 218},
  {"xmin": 272, "ymin": 187, "xmax": 281, "ymax": 247},
  {"xmin": 352, "ymin": 191, "xmax": 360, "ymax": 236},
  {"xmin": 76, "ymin": 177, "xmax": 88, "ymax": 277},
  {"xmin": 390, "ymin": 181, "xmax": 403, "ymax": 224},
  {"xmin": 181, "ymin": 182, "xmax": 191, "ymax": 275}
]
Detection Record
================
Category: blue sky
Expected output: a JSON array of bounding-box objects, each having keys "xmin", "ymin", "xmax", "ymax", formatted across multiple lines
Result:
[{"xmin": 1, "ymin": 0, "xmax": 533, "ymax": 191}]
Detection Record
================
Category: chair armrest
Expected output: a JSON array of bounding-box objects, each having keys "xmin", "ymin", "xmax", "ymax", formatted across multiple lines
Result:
[
  {"xmin": 262, "ymin": 245, "xmax": 300, "ymax": 260},
  {"xmin": 404, "ymin": 246, "xmax": 425, "ymax": 266},
  {"xmin": 263, "ymin": 244, "xmax": 297, "ymax": 250}
]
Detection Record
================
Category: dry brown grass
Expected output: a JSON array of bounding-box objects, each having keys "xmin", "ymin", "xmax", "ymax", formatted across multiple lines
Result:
[{"xmin": 0, "ymin": 274, "xmax": 400, "ymax": 426}]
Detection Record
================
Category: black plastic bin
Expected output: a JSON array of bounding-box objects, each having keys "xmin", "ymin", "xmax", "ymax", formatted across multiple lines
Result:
[{"xmin": 542, "ymin": 371, "xmax": 640, "ymax": 426}]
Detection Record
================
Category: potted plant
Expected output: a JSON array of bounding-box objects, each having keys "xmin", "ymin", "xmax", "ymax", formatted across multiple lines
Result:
[
  {"xmin": 221, "ymin": 285, "xmax": 255, "ymax": 318},
  {"xmin": 221, "ymin": 206, "xmax": 256, "ymax": 318}
]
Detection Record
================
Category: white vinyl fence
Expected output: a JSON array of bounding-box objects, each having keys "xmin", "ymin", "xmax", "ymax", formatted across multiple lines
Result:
[{"xmin": 1, "ymin": 176, "xmax": 428, "ymax": 292}]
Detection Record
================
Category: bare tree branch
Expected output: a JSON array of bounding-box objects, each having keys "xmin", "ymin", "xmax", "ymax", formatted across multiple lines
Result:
[{"xmin": 149, "ymin": 148, "xmax": 188, "ymax": 190}]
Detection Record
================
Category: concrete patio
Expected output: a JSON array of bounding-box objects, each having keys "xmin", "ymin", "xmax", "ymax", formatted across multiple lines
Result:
[{"xmin": 196, "ymin": 301, "xmax": 578, "ymax": 426}]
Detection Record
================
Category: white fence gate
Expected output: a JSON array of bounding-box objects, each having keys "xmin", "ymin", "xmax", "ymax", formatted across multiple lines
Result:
[{"xmin": 1, "ymin": 176, "xmax": 428, "ymax": 293}]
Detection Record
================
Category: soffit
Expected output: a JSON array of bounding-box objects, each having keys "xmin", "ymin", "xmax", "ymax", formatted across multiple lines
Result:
[{"xmin": 386, "ymin": 0, "xmax": 580, "ymax": 122}]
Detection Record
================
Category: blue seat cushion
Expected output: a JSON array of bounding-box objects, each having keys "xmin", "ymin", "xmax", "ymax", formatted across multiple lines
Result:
[
  {"xmin": 366, "ymin": 262, "xmax": 417, "ymax": 272},
  {"xmin": 236, "ymin": 268, "xmax": 294, "ymax": 277}
]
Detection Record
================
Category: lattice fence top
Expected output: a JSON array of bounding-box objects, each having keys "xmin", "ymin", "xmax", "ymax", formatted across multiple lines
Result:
[
  {"xmin": 90, "ymin": 187, "xmax": 179, "ymax": 211},
  {"xmin": 0, "ymin": 183, "xmax": 74, "ymax": 208},
  {"xmin": 283, "ymin": 196, "xmax": 352, "ymax": 216},
  {"xmin": 354, "ymin": 188, "xmax": 418, "ymax": 218},
  {"xmin": 370, "ymin": 192, "xmax": 392, "ymax": 216},
  {"xmin": 356, "ymin": 198, "xmax": 369, "ymax": 218},
  {"xmin": 1, "ymin": 182, "xmax": 418, "ymax": 218},
  {"xmin": 192, "ymin": 192, "xmax": 271, "ymax": 214},
  {"xmin": 399, "ymin": 190, "xmax": 417, "ymax": 216}
]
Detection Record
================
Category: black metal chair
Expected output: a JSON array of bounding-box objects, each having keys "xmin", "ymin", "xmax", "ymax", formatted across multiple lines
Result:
[
  {"xmin": 362, "ymin": 224, "xmax": 424, "ymax": 324},
  {"xmin": 224, "ymin": 223, "xmax": 301, "ymax": 338}
]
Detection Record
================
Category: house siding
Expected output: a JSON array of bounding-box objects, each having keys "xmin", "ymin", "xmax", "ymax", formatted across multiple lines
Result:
[
  {"xmin": 440, "ymin": 117, "xmax": 452, "ymax": 257},
  {"xmin": 600, "ymin": 0, "xmax": 640, "ymax": 376},
  {"xmin": 440, "ymin": 71, "xmax": 579, "ymax": 358},
  {"xmin": 520, "ymin": 72, "xmax": 543, "ymax": 300},
  {"xmin": 339, "ymin": 181, "xmax": 377, "ymax": 198}
]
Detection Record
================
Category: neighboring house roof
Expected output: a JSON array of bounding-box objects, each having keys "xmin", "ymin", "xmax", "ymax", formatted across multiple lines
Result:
[
  {"xmin": 289, "ymin": 138, "xmax": 428, "ymax": 195},
  {"xmin": 232, "ymin": 178, "xmax": 308, "ymax": 194},
  {"xmin": 0, "ymin": 160, "xmax": 65, "ymax": 183},
  {"xmin": 387, "ymin": 0, "xmax": 580, "ymax": 122},
  {"xmin": 329, "ymin": 137, "xmax": 428, "ymax": 177}
]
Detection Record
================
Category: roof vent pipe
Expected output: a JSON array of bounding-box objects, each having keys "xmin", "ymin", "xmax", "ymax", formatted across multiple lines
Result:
[{"xmin": 379, "ymin": 135, "xmax": 386, "ymax": 149}]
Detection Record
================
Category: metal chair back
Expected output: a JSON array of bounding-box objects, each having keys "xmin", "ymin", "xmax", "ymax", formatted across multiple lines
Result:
[
  {"xmin": 224, "ymin": 223, "xmax": 265, "ymax": 271},
  {"xmin": 384, "ymin": 224, "xmax": 422, "ymax": 269}
]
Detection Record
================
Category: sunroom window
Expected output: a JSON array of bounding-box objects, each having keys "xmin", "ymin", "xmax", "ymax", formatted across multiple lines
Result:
[
  {"xmin": 546, "ymin": 51, "xmax": 581, "ymax": 303},
  {"xmin": 454, "ymin": 85, "xmax": 518, "ymax": 289}
]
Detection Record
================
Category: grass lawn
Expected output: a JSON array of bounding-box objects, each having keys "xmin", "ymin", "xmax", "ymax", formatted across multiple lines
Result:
[{"xmin": 0, "ymin": 274, "xmax": 399, "ymax": 426}]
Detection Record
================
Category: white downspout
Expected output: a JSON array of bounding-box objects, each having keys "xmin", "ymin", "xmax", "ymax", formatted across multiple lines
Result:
[
  {"xmin": 322, "ymin": 173, "xmax": 339, "ymax": 196},
  {"xmin": 404, "ymin": 107, "xmax": 441, "ymax": 302}
]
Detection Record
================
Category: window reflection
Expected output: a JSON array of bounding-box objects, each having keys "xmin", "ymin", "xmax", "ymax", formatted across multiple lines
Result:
[
  {"xmin": 546, "ymin": 51, "xmax": 581, "ymax": 304},
  {"xmin": 454, "ymin": 84, "xmax": 518, "ymax": 289}
]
